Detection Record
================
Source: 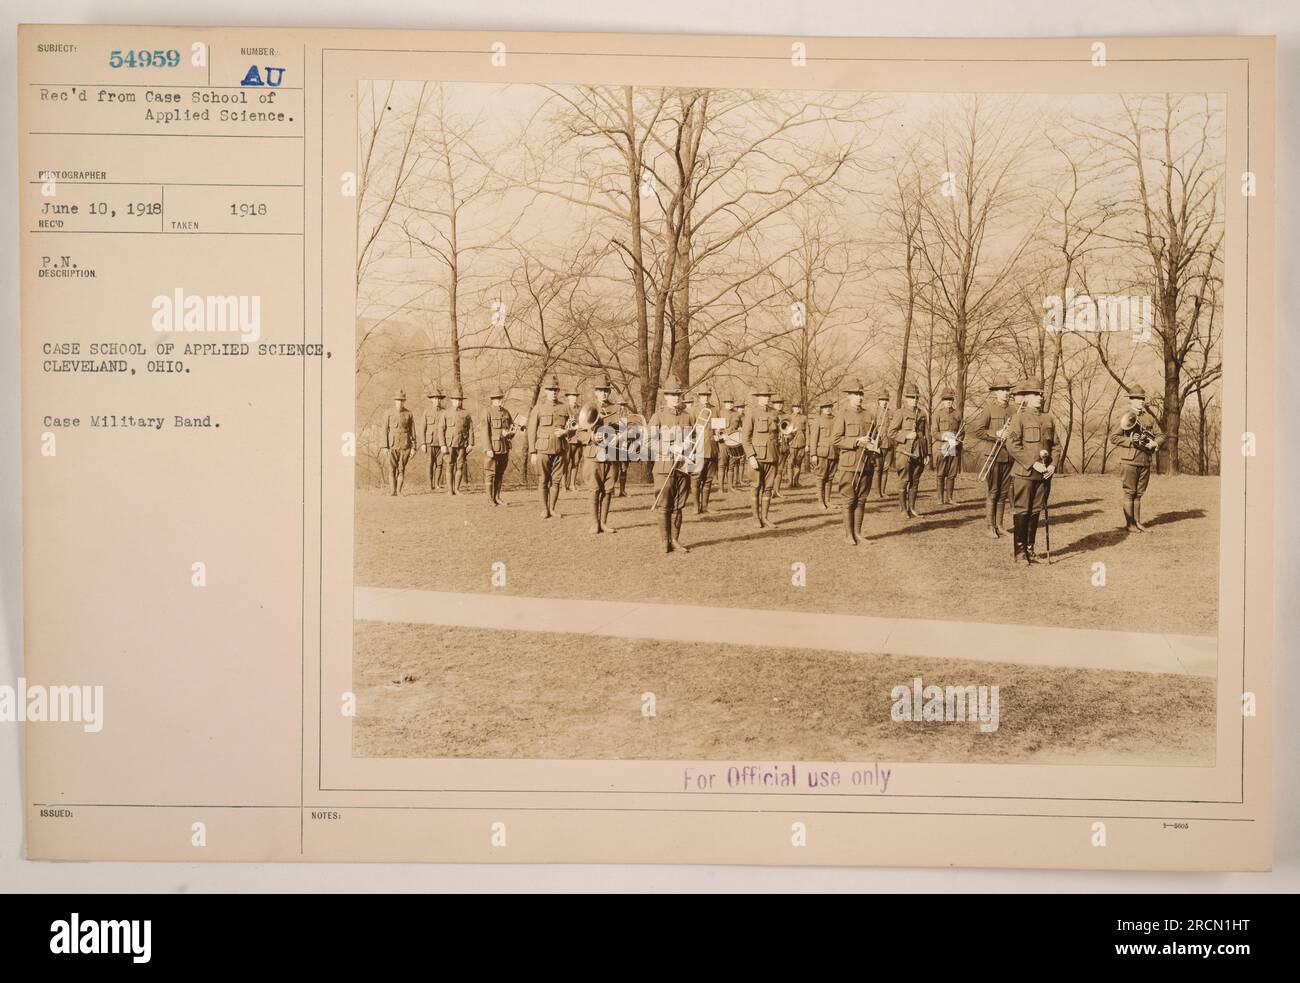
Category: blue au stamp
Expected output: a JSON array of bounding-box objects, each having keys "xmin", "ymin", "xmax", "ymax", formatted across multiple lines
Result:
[{"xmin": 240, "ymin": 65, "xmax": 286, "ymax": 87}]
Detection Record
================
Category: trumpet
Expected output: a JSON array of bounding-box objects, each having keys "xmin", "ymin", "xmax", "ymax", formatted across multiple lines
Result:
[
  {"xmin": 502, "ymin": 413, "xmax": 527, "ymax": 440},
  {"xmin": 778, "ymin": 418, "xmax": 797, "ymax": 437}
]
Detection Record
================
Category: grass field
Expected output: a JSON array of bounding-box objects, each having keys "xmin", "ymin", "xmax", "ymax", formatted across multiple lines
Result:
[
  {"xmin": 353, "ymin": 621, "xmax": 1215, "ymax": 763},
  {"xmin": 355, "ymin": 471, "xmax": 1219, "ymax": 636}
]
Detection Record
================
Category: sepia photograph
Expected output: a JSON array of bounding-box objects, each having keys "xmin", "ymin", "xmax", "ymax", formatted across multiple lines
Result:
[{"xmin": 351, "ymin": 80, "xmax": 1224, "ymax": 766}]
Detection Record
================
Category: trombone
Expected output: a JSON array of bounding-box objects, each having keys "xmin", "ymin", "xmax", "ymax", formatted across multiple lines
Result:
[
  {"xmin": 849, "ymin": 413, "xmax": 884, "ymax": 483},
  {"xmin": 650, "ymin": 408, "xmax": 710, "ymax": 510},
  {"xmin": 977, "ymin": 419, "xmax": 1012, "ymax": 482}
]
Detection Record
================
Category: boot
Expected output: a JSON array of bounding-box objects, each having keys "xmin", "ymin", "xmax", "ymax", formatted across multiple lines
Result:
[
  {"xmin": 996, "ymin": 498, "xmax": 1008, "ymax": 534},
  {"xmin": 843, "ymin": 502, "xmax": 858, "ymax": 545},
  {"xmin": 936, "ymin": 475, "xmax": 945, "ymax": 505},
  {"xmin": 660, "ymin": 502, "xmax": 674, "ymax": 553},
  {"xmin": 1122, "ymin": 495, "xmax": 1136, "ymax": 530},
  {"xmin": 753, "ymin": 490, "xmax": 765, "ymax": 529},
  {"xmin": 900, "ymin": 485, "xmax": 909, "ymax": 517},
  {"xmin": 1012, "ymin": 513, "xmax": 1026, "ymax": 560},
  {"xmin": 549, "ymin": 482, "xmax": 561, "ymax": 518},
  {"xmin": 1025, "ymin": 513, "xmax": 1039, "ymax": 564},
  {"xmin": 947, "ymin": 477, "xmax": 957, "ymax": 504},
  {"xmin": 986, "ymin": 500, "xmax": 999, "ymax": 538},
  {"xmin": 601, "ymin": 490, "xmax": 614, "ymax": 532},
  {"xmin": 1132, "ymin": 496, "xmax": 1148, "ymax": 532},
  {"xmin": 908, "ymin": 482, "xmax": 921, "ymax": 518},
  {"xmin": 590, "ymin": 495, "xmax": 603, "ymax": 534},
  {"xmin": 672, "ymin": 508, "xmax": 689, "ymax": 552},
  {"xmin": 762, "ymin": 492, "xmax": 774, "ymax": 527},
  {"xmin": 856, "ymin": 502, "xmax": 866, "ymax": 539},
  {"xmin": 701, "ymin": 484, "xmax": 711, "ymax": 514},
  {"xmin": 818, "ymin": 481, "xmax": 829, "ymax": 511}
]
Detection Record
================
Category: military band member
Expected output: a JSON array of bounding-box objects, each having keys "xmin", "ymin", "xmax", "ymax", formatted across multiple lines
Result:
[
  {"xmin": 970, "ymin": 376, "xmax": 1014, "ymax": 538},
  {"xmin": 649, "ymin": 375, "xmax": 695, "ymax": 553},
  {"xmin": 384, "ymin": 390, "xmax": 417, "ymax": 496},
  {"xmin": 740, "ymin": 383, "xmax": 782, "ymax": 529},
  {"xmin": 575, "ymin": 374, "xmax": 620, "ymax": 534},
  {"xmin": 726, "ymin": 397, "xmax": 748, "ymax": 489},
  {"xmin": 1109, "ymin": 383, "xmax": 1165, "ymax": 532},
  {"xmin": 439, "ymin": 393, "xmax": 474, "ymax": 495},
  {"xmin": 422, "ymin": 390, "xmax": 446, "ymax": 490},
  {"xmin": 809, "ymin": 399, "xmax": 838, "ymax": 511},
  {"xmin": 831, "ymin": 379, "xmax": 878, "ymax": 545},
  {"xmin": 890, "ymin": 383, "xmax": 929, "ymax": 518},
  {"xmin": 873, "ymin": 392, "xmax": 893, "ymax": 498},
  {"xmin": 771, "ymin": 394, "xmax": 789, "ymax": 498},
  {"xmin": 931, "ymin": 390, "xmax": 963, "ymax": 506},
  {"xmin": 526, "ymin": 376, "xmax": 569, "ymax": 519},
  {"xmin": 482, "ymin": 390, "xmax": 515, "ymax": 506},
  {"xmin": 786, "ymin": 403, "xmax": 808, "ymax": 488},
  {"xmin": 562, "ymin": 387, "xmax": 583, "ymax": 491},
  {"xmin": 689, "ymin": 385, "xmax": 721, "ymax": 514},
  {"xmin": 614, "ymin": 396, "xmax": 633, "ymax": 498},
  {"xmin": 718, "ymin": 395, "xmax": 736, "ymax": 492},
  {"xmin": 1006, "ymin": 377, "xmax": 1056, "ymax": 564}
]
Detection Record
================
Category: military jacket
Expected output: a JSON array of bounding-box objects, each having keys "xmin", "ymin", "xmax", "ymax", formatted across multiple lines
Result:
[
  {"xmin": 483, "ymin": 405, "xmax": 515, "ymax": 454},
  {"xmin": 385, "ymin": 408, "xmax": 416, "ymax": 451},
  {"xmin": 971, "ymin": 401, "xmax": 1014, "ymax": 465},
  {"xmin": 1007, "ymin": 408, "xmax": 1057, "ymax": 480},
  {"xmin": 527, "ymin": 401, "xmax": 570, "ymax": 456},
  {"xmin": 809, "ymin": 415, "xmax": 837, "ymax": 457},
  {"xmin": 932, "ymin": 407, "xmax": 963, "ymax": 458},
  {"xmin": 890, "ymin": 405, "xmax": 929, "ymax": 459},
  {"xmin": 649, "ymin": 405, "xmax": 698, "ymax": 475},
  {"xmin": 740, "ymin": 403, "xmax": 783, "ymax": 465},
  {"xmin": 1109, "ymin": 409, "xmax": 1165, "ymax": 466}
]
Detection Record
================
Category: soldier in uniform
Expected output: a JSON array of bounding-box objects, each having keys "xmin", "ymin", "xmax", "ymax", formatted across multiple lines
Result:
[
  {"xmin": 689, "ymin": 385, "xmax": 721, "ymax": 514},
  {"xmin": 931, "ymin": 390, "xmax": 963, "ymax": 506},
  {"xmin": 809, "ymin": 399, "xmax": 838, "ymax": 511},
  {"xmin": 421, "ymin": 390, "xmax": 446, "ymax": 491},
  {"xmin": 970, "ymin": 376, "xmax": 1015, "ymax": 538},
  {"xmin": 562, "ymin": 387, "xmax": 583, "ymax": 491},
  {"xmin": 786, "ymin": 402, "xmax": 809, "ymax": 488},
  {"xmin": 1109, "ymin": 383, "xmax": 1165, "ymax": 532},
  {"xmin": 770, "ymin": 395, "xmax": 790, "ymax": 498},
  {"xmin": 575, "ymin": 374, "xmax": 620, "ymax": 534},
  {"xmin": 1006, "ymin": 377, "xmax": 1057, "ymax": 564},
  {"xmin": 873, "ymin": 392, "xmax": 893, "ymax": 498},
  {"xmin": 726, "ymin": 396, "xmax": 748, "ymax": 490},
  {"xmin": 890, "ymin": 383, "xmax": 929, "ymax": 518},
  {"xmin": 739, "ymin": 383, "xmax": 782, "ymax": 529},
  {"xmin": 717, "ymin": 395, "xmax": 736, "ymax": 493},
  {"xmin": 613, "ymin": 396, "xmax": 632, "ymax": 498},
  {"xmin": 526, "ymin": 376, "xmax": 569, "ymax": 519},
  {"xmin": 384, "ymin": 390, "xmax": 417, "ymax": 496},
  {"xmin": 649, "ymin": 375, "xmax": 696, "ymax": 553},
  {"xmin": 873, "ymin": 392, "xmax": 894, "ymax": 499},
  {"xmin": 439, "ymin": 393, "xmax": 474, "ymax": 495},
  {"xmin": 482, "ymin": 389, "xmax": 516, "ymax": 506},
  {"xmin": 831, "ymin": 379, "xmax": 879, "ymax": 545}
]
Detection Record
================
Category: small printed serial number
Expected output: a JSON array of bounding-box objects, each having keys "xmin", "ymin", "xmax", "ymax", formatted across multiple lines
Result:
[{"xmin": 109, "ymin": 49, "xmax": 181, "ymax": 68}]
